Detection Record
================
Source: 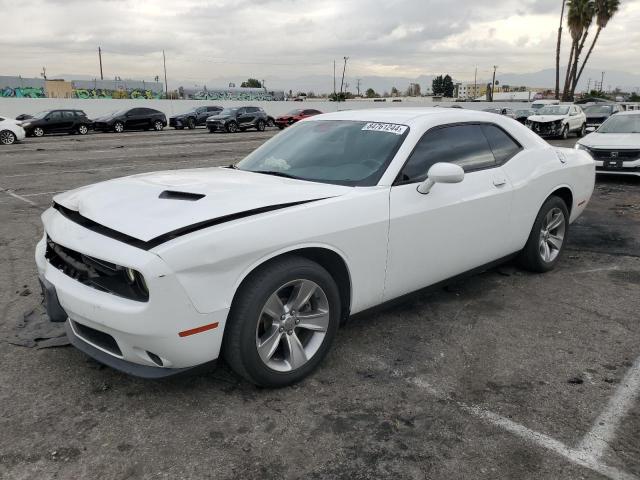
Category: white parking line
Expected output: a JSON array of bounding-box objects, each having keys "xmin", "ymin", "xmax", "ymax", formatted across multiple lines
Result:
[
  {"xmin": 366, "ymin": 355, "xmax": 639, "ymax": 480},
  {"xmin": 578, "ymin": 355, "xmax": 640, "ymax": 460},
  {"xmin": 0, "ymin": 188, "xmax": 38, "ymax": 206}
]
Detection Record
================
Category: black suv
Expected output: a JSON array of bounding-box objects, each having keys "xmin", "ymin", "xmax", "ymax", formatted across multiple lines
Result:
[
  {"xmin": 93, "ymin": 108, "xmax": 167, "ymax": 133},
  {"xmin": 206, "ymin": 106, "xmax": 269, "ymax": 133},
  {"xmin": 21, "ymin": 110, "xmax": 92, "ymax": 137},
  {"xmin": 170, "ymin": 106, "xmax": 222, "ymax": 129}
]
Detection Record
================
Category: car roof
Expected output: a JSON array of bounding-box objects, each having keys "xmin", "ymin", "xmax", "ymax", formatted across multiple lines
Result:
[{"xmin": 308, "ymin": 107, "xmax": 515, "ymax": 127}]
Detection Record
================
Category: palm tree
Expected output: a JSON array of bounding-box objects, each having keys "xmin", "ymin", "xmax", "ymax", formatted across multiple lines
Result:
[
  {"xmin": 555, "ymin": 0, "xmax": 567, "ymax": 100},
  {"xmin": 571, "ymin": 0, "xmax": 621, "ymax": 96},
  {"xmin": 562, "ymin": 0, "xmax": 595, "ymax": 100}
]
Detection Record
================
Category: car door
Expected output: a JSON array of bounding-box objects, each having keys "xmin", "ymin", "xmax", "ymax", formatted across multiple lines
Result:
[
  {"xmin": 60, "ymin": 111, "xmax": 76, "ymax": 132},
  {"xmin": 44, "ymin": 111, "xmax": 64, "ymax": 133},
  {"xmin": 569, "ymin": 106, "xmax": 581, "ymax": 130},
  {"xmin": 124, "ymin": 109, "xmax": 139, "ymax": 129},
  {"xmin": 385, "ymin": 123, "xmax": 515, "ymax": 301}
]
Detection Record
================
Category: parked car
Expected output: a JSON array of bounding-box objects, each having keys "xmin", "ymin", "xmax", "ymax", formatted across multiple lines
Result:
[
  {"xmin": 483, "ymin": 107, "xmax": 516, "ymax": 119},
  {"xmin": 0, "ymin": 116, "xmax": 26, "ymax": 145},
  {"xmin": 37, "ymin": 108, "xmax": 595, "ymax": 386},
  {"xmin": 206, "ymin": 106, "xmax": 269, "ymax": 133},
  {"xmin": 170, "ymin": 106, "xmax": 223, "ymax": 129},
  {"xmin": 526, "ymin": 104, "xmax": 587, "ymax": 139},
  {"xmin": 20, "ymin": 110, "xmax": 92, "ymax": 137},
  {"xmin": 575, "ymin": 111, "xmax": 640, "ymax": 177},
  {"xmin": 514, "ymin": 109, "xmax": 534, "ymax": 124},
  {"xmin": 531, "ymin": 99, "xmax": 560, "ymax": 111},
  {"xmin": 582, "ymin": 104, "xmax": 623, "ymax": 131},
  {"xmin": 93, "ymin": 108, "xmax": 167, "ymax": 133},
  {"xmin": 275, "ymin": 108, "xmax": 322, "ymax": 129}
]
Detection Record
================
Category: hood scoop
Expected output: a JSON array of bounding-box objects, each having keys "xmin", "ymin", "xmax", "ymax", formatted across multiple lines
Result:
[{"xmin": 159, "ymin": 190, "xmax": 205, "ymax": 201}]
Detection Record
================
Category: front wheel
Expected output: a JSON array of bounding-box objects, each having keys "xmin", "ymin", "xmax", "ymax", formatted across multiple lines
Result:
[
  {"xmin": 114, "ymin": 121, "xmax": 124, "ymax": 133},
  {"xmin": 225, "ymin": 121, "xmax": 238, "ymax": 133},
  {"xmin": 0, "ymin": 130, "xmax": 17, "ymax": 145},
  {"xmin": 518, "ymin": 196, "xmax": 569, "ymax": 273},
  {"xmin": 33, "ymin": 127, "xmax": 45, "ymax": 137},
  {"xmin": 560, "ymin": 124, "xmax": 569, "ymax": 140},
  {"xmin": 187, "ymin": 117, "xmax": 196, "ymax": 129},
  {"xmin": 223, "ymin": 256, "xmax": 341, "ymax": 387},
  {"xmin": 256, "ymin": 119, "xmax": 266, "ymax": 132},
  {"xmin": 153, "ymin": 120, "xmax": 164, "ymax": 131}
]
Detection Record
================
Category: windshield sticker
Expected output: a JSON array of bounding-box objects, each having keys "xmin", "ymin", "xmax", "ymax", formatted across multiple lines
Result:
[{"xmin": 362, "ymin": 122, "xmax": 408, "ymax": 135}]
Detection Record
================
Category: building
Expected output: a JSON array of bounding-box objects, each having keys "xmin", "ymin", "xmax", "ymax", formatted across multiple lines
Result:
[
  {"xmin": 45, "ymin": 79, "xmax": 74, "ymax": 98},
  {"xmin": 455, "ymin": 83, "xmax": 487, "ymax": 100}
]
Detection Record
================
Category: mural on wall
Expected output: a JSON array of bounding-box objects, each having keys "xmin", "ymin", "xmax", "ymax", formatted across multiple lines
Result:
[
  {"xmin": 72, "ymin": 88, "xmax": 161, "ymax": 99},
  {"xmin": 0, "ymin": 86, "xmax": 46, "ymax": 98},
  {"xmin": 189, "ymin": 90, "xmax": 276, "ymax": 101}
]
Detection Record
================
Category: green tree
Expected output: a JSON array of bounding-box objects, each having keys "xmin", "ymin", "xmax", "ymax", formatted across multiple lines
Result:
[
  {"xmin": 555, "ymin": 0, "xmax": 567, "ymax": 99},
  {"xmin": 241, "ymin": 78, "xmax": 262, "ymax": 88},
  {"xmin": 572, "ymin": 0, "xmax": 620, "ymax": 96},
  {"xmin": 563, "ymin": 0, "xmax": 595, "ymax": 100},
  {"xmin": 365, "ymin": 88, "xmax": 377, "ymax": 98},
  {"xmin": 432, "ymin": 75, "xmax": 444, "ymax": 96},
  {"xmin": 391, "ymin": 86, "xmax": 399, "ymax": 97},
  {"xmin": 443, "ymin": 75, "xmax": 455, "ymax": 97}
]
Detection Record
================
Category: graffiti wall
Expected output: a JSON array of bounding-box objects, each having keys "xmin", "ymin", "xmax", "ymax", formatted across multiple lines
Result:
[
  {"xmin": 0, "ymin": 86, "xmax": 46, "ymax": 98},
  {"xmin": 72, "ymin": 88, "xmax": 161, "ymax": 100},
  {"xmin": 190, "ymin": 90, "xmax": 276, "ymax": 101}
]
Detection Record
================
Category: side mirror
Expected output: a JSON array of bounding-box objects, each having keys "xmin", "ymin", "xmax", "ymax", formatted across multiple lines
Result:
[{"xmin": 417, "ymin": 163, "xmax": 465, "ymax": 194}]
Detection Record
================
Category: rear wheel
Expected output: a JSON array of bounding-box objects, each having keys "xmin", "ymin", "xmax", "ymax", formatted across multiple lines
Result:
[
  {"xmin": 153, "ymin": 120, "xmax": 164, "ymax": 131},
  {"xmin": 267, "ymin": 117, "xmax": 275, "ymax": 127},
  {"xmin": 223, "ymin": 256, "xmax": 341, "ymax": 387},
  {"xmin": 77, "ymin": 124, "xmax": 89, "ymax": 135},
  {"xmin": 0, "ymin": 130, "xmax": 17, "ymax": 145},
  {"xmin": 518, "ymin": 196, "xmax": 569, "ymax": 273},
  {"xmin": 226, "ymin": 121, "xmax": 238, "ymax": 133},
  {"xmin": 114, "ymin": 121, "xmax": 124, "ymax": 133},
  {"xmin": 256, "ymin": 119, "xmax": 266, "ymax": 132},
  {"xmin": 577, "ymin": 123, "xmax": 586, "ymax": 137}
]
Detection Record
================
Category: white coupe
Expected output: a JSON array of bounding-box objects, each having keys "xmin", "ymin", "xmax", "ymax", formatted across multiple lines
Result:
[
  {"xmin": 0, "ymin": 116, "xmax": 26, "ymax": 145},
  {"xmin": 36, "ymin": 108, "xmax": 595, "ymax": 386},
  {"xmin": 575, "ymin": 110, "xmax": 640, "ymax": 177}
]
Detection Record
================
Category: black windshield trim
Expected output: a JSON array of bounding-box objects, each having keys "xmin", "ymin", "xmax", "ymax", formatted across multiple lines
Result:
[{"xmin": 53, "ymin": 198, "xmax": 329, "ymax": 251}]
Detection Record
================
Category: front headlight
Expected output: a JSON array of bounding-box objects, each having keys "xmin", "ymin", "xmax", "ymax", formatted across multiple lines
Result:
[
  {"xmin": 575, "ymin": 143, "xmax": 592, "ymax": 156},
  {"xmin": 125, "ymin": 267, "xmax": 148, "ymax": 296}
]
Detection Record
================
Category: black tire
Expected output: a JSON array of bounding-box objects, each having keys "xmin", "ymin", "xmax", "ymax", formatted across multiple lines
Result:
[
  {"xmin": 114, "ymin": 121, "xmax": 124, "ymax": 133},
  {"xmin": 208, "ymin": 127, "xmax": 216, "ymax": 133},
  {"xmin": 577, "ymin": 123, "xmax": 586, "ymax": 137},
  {"xmin": 226, "ymin": 121, "xmax": 238, "ymax": 133},
  {"xmin": 256, "ymin": 119, "xmax": 266, "ymax": 132},
  {"xmin": 175, "ymin": 126, "xmax": 185, "ymax": 130},
  {"xmin": 0, "ymin": 130, "xmax": 17, "ymax": 145},
  {"xmin": 33, "ymin": 127, "xmax": 45, "ymax": 137},
  {"xmin": 153, "ymin": 120, "xmax": 164, "ymax": 131},
  {"xmin": 187, "ymin": 117, "xmax": 196, "ymax": 129},
  {"xmin": 267, "ymin": 117, "xmax": 275, "ymax": 127},
  {"xmin": 222, "ymin": 256, "xmax": 341, "ymax": 387},
  {"xmin": 77, "ymin": 124, "xmax": 89, "ymax": 135},
  {"xmin": 517, "ymin": 196, "xmax": 570, "ymax": 273}
]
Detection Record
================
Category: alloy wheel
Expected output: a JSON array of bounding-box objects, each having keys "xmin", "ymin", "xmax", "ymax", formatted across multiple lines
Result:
[
  {"xmin": 539, "ymin": 207, "xmax": 566, "ymax": 263},
  {"xmin": 255, "ymin": 279, "xmax": 330, "ymax": 372},
  {"xmin": 34, "ymin": 127, "xmax": 44, "ymax": 137},
  {"xmin": 78, "ymin": 125, "xmax": 88, "ymax": 135},
  {"xmin": 154, "ymin": 121, "xmax": 163, "ymax": 131},
  {"xmin": 0, "ymin": 130, "xmax": 16, "ymax": 145},
  {"xmin": 227, "ymin": 122, "xmax": 238, "ymax": 133},
  {"xmin": 114, "ymin": 122, "xmax": 124, "ymax": 133}
]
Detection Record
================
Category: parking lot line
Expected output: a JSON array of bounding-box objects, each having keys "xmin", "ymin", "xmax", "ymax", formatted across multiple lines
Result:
[
  {"xmin": 0, "ymin": 188, "xmax": 38, "ymax": 206},
  {"xmin": 578, "ymin": 354, "xmax": 640, "ymax": 461},
  {"xmin": 366, "ymin": 355, "xmax": 639, "ymax": 480}
]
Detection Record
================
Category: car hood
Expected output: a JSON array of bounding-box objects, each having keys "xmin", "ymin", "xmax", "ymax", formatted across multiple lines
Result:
[
  {"xmin": 171, "ymin": 113, "xmax": 193, "ymax": 119},
  {"xmin": 580, "ymin": 132, "xmax": 640, "ymax": 148},
  {"xmin": 93, "ymin": 114, "xmax": 118, "ymax": 122},
  {"xmin": 53, "ymin": 167, "xmax": 351, "ymax": 243},
  {"xmin": 528, "ymin": 115, "xmax": 567, "ymax": 123}
]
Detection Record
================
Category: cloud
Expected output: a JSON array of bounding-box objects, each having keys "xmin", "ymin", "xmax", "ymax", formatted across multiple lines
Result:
[{"xmin": 0, "ymin": 0, "xmax": 638, "ymax": 87}]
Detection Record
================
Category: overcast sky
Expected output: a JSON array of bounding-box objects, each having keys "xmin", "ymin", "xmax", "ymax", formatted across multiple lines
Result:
[{"xmin": 0, "ymin": 0, "xmax": 638, "ymax": 85}]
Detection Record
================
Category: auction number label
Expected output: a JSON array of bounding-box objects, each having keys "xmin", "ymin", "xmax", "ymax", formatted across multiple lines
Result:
[{"xmin": 362, "ymin": 123, "xmax": 408, "ymax": 135}]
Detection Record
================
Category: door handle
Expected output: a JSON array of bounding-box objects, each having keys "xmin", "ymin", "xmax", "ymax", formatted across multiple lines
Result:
[{"xmin": 493, "ymin": 176, "xmax": 507, "ymax": 187}]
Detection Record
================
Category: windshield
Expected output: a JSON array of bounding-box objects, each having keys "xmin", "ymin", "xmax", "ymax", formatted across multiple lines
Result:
[
  {"xmin": 598, "ymin": 115, "xmax": 640, "ymax": 134},
  {"xmin": 286, "ymin": 109, "xmax": 304, "ymax": 115},
  {"xmin": 537, "ymin": 106, "xmax": 569, "ymax": 115},
  {"xmin": 31, "ymin": 111, "xmax": 50, "ymax": 119},
  {"xmin": 515, "ymin": 110, "xmax": 532, "ymax": 116},
  {"xmin": 219, "ymin": 108, "xmax": 238, "ymax": 116},
  {"xmin": 583, "ymin": 105, "xmax": 613, "ymax": 115},
  {"xmin": 236, "ymin": 120, "xmax": 408, "ymax": 186}
]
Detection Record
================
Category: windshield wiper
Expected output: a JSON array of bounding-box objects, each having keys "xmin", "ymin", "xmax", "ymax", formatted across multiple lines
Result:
[{"xmin": 252, "ymin": 170, "xmax": 303, "ymax": 180}]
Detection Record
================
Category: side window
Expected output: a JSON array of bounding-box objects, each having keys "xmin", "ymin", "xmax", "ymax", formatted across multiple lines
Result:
[
  {"xmin": 128, "ymin": 108, "xmax": 142, "ymax": 115},
  {"xmin": 207, "ymin": 106, "xmax": 220, "ymax": 112},
  {"xmin": 246, "ymin": 107, "xmax": 258, "ymax": 113},
  {"xmin": 48, "ymin": 111, "xmax": 63, "ymax": 120},
  {"xmin": 398, "ymin": 124, "xmax": 496, "ymax": 183},
  {"xmin": 237, "ymin": 108, "xmax": 245, "ymax": 115},
  {"xmin": 62, "ymin": 111, "xmax": 75, "ymax": 118},
  {"xmin": 481, "ymin": 124, "xmax": 522, "ymax": 165}
]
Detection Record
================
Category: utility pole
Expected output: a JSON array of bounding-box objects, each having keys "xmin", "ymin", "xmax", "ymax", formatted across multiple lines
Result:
[
  {"xmin": 162, "ymin": 49, "xmax": 168, "ymax": 99},
  {"xmin": 40, "ymin": 67, "xmax": 47, "ymax": 80},
  {"xmin": 333, "ymin": 60, "xmax": 336, "ymax": 98},
  {"xmin": 98, "ymin": 46, "xmax": 104, "ymax": 80},
  {"xmin": 600, "ymin": 71, "xmax": 605, "ymax": 93},
  {"xmin": 339, "ymin": 56, "xmax": 348, "ymax": 102},
  {"xmin": 491, "ymin": 65, "xmax": 498, "ymax": 102},
  {"xmin": 261, "ymin": 79, "xmax": 266, "ymax": 91},
  {"xmin": 356, "ymin": 78, "xmax": 361, "ymax": 97},
  {"xmin": 473, "ymin": 65, "xmax": 477, "ymax": 100}
]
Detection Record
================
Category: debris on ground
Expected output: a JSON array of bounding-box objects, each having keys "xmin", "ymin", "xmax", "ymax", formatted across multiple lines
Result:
[{"xmin": 5, "ymin": 305, "xmax": 69, "ymax": 349}]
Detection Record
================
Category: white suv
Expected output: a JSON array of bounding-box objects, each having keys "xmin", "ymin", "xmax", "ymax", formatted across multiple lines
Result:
[{"xmin": 526, "ymin": 105, "xmax": 587, "ymax": 139}]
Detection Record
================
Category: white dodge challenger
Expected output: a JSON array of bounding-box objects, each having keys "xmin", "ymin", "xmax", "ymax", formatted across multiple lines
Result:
[{"xmin": 36, "ymin": 108, "xmax": 595, "ymax": 386}]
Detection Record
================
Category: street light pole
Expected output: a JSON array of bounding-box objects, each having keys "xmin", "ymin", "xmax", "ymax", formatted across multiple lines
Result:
[
  {"xmin": 162, "ymin": 49, "xmax": 168, "ymax": 99},
  {"xmin": 491, "ymin": 65, "xmax": 498, "ymax": 102},
  {"xmin": 98, "ymin": 46, "xmax": 104, "ymax": 80}
]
